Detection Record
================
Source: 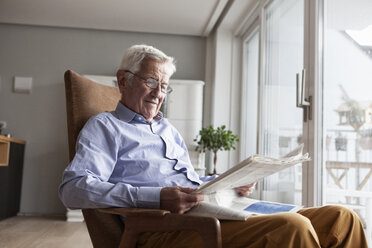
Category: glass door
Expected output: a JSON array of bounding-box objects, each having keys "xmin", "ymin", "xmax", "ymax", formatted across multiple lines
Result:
[
  {"xmin": 260, "ymin": 0, "xmax": 305, "ymax": 205},
  {"xmin": 322, "ymin": 0, "xmax": 372, "ymax": 243},
  {"xmin": 241, "ymin": 30, "xmax": 259, "ymax": 160}
]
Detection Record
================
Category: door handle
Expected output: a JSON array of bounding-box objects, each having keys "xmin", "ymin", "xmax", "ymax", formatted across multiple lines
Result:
[{"xmin": 296, "ymin": 69, "xmax": 312, "ymax": 122}]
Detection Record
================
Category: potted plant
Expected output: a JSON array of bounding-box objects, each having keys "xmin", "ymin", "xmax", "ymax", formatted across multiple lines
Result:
[
  {"xmin": 359, "ymin": 128, "xmax": 372, "ymax": 150},
  {"xmin": 337, "ymin": 85, "xmax": 365, "ymax": 131},
  {"xmin": 335, "ymin": 132, "xmax": 348, "ymax": 151},
  {"xmin": 194, "ymin": 125, "xmax": 239, "ymax": 175}
]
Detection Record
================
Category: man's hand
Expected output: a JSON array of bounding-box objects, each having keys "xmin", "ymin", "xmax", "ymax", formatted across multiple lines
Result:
[
  {"xmin": 235, "ymin": 182, "xmax": 256, "ymax": 197},
  {"xmin": 160, "ymin": 186, "xmax": 204, "ymax": 214}
]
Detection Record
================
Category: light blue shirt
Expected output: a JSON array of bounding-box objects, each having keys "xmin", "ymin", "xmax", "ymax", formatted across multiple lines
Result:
[{"xmin": 59, "ymin": 102, "xmax": 212, "ymax": 209}]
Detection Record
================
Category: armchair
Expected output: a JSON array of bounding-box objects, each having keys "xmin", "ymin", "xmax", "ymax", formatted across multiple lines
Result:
[{"xmin": 64, "ymin": 70, "xmax": 222, "ymax": 248}]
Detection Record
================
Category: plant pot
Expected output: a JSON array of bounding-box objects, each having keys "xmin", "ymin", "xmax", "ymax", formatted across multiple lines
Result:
[
  {"xmin": 359, "ymin": 137, "xmax": 372, "ymax": 150},
  {"xmin": 335, "ymin": 137, "xmax": 347, "ymax": 151}
]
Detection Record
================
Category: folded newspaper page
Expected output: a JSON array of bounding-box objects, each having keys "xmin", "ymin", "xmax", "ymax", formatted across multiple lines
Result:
[
  {"xmin": 186, "ymin": 144, "xmax": 309, "ymax": 220},
  {"xmin": 194, "ymin": 144, "xmax": 310, "ymax": 195},
  {"xmin": 186, "ymin": 194, "xmax": 302, "ymax": 220}
]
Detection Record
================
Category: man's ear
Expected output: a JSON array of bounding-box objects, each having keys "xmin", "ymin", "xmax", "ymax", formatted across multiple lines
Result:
[{"xmin": 116, "ymin": 69, "xmax": 127, "ymax": 93}]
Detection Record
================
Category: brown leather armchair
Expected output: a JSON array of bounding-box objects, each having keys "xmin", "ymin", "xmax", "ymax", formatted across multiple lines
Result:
[{"xmin": 64, "ymin": 70, "xmax": 222, "ymax": 248}]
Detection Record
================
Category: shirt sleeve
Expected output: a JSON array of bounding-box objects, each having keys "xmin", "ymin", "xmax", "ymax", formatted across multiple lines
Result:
[{"xmin": 58, "ymin": 115, "xmax": 162, "ymax": 209}]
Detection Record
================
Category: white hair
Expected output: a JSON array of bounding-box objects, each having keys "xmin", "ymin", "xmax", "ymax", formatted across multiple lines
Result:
[{"xmin": 119, "ymin": 44, "xmax": 176, "ymax": 81}]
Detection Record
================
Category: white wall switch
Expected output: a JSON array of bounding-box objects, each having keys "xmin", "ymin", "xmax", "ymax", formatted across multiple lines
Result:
[{"xmin": 14, "ymin": 76, "xmax": 33, "ymax": 94}]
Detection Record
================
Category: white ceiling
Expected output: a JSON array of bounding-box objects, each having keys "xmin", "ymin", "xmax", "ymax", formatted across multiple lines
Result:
[{"xmin": 0, "ymin": 0, "xmax": 231, "ymax": 36}]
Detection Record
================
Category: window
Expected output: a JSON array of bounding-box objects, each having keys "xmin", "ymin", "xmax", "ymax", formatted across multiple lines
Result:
[
  {"xmin": 241, "ymin": 31, "xmax": 259, "ymax": 160},
  {"xmin": 240, "ymin": 0, "xmax": 372, "ymax": 242},
  {"xmin": 322, "ymin": 0, "xmax": 372, "ymax": 241}
]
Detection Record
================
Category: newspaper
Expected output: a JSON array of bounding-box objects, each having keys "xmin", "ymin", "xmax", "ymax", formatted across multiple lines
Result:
[
  {"xmin": 186, "ymin": 194, "xmax": 302, "ymax": 220},
  {"xmin": 194, "ymin": 144, "xmax": 310, "ymax": 195},
  {"xmin": 186, "ymin": 144, "xmax": 309, "ymax": 220}
]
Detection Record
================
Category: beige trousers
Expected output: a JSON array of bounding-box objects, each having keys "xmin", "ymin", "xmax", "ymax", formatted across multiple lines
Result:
[{"xmin": 137, "ymin": 205, "xmax": 368, "ymax": 248}]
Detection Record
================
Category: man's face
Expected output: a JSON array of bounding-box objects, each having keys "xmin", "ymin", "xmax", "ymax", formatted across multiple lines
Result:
[{"xmin": 117, "ymin": 58, "xmax": 170, "ymax": 122}]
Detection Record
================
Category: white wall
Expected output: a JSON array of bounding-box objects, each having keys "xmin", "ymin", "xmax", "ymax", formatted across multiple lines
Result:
[
  {"xmin": 204, "ymin": 0, "xmax": 258, "ymax": 173},
  {"xmin": 0, "ymin": 23, "xmax": 206, "ymax": 215},
  {"xmin": 207, "ymin": 27, "xmax": 242, "ymax": 173}
]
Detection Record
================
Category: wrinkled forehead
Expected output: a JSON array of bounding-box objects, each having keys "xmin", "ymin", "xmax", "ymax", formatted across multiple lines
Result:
[{"xmin": 139, "ymin": 58, "xmax": 172, "ymax": 81}]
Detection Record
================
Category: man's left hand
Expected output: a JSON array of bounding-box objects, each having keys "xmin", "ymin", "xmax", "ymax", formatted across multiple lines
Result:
[
  {"xmin": 234, "ymin": 182, "xmax": 256, "ymax": 197},
  {"xmin": 160, "ymin": 186, "xmax": 204, "ymax": 214}
]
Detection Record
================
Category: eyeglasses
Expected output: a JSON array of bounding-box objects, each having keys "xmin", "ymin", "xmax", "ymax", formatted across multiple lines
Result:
[{"xmin": 125, "ymin": 70, "xmax": 173, "ymax": 94}]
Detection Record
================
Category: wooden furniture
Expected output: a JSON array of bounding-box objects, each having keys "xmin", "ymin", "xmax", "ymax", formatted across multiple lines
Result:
[
  {"xmin": 326, "ymin": 160, "xmax": 372, "ymax": 244},
  {"xmin": 0, "ymin": 135, "xmax": 26, "ymax": 221},
  {"xmin": 326, "ymin": 161, "xmax": 372, "ymax": 190},
  {"xmin": 64, "ymin": 70, "xmax": 222, "ymax": 248}
]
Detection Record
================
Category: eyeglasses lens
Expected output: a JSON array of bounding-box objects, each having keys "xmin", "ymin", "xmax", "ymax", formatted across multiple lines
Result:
[{"xmin": 146, "ymin": 79, "xmax": 171, "ymax": 93}]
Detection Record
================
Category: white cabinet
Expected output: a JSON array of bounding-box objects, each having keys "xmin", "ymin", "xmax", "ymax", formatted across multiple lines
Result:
[{"xmin": 166, "ymin": 80, "xmax": 205, "ymax": 176}]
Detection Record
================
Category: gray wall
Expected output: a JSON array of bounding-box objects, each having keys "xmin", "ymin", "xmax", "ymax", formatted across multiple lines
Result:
[{"xmin": 0, "ymin": 23, "xmax": 206, "ymax": 215}]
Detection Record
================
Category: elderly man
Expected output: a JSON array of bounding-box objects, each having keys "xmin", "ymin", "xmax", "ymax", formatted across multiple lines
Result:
[{"xmin": 59, "ymin": 44, "xmax": 367, "ymax": 248}]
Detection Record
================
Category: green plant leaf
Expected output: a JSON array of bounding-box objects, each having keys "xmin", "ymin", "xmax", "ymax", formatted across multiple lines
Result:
[{"xmin": 194, "ymin": 125, "xmax": 239, "ymax": 158}]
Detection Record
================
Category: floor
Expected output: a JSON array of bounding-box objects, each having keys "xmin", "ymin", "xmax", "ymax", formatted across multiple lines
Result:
[{"xmin": 0, "ymin": 216, "xmax": 92, "ymax": 248}]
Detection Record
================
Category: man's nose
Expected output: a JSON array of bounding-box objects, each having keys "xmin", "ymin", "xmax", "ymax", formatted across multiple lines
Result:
[{"xmin": 151, "ymin": 84, "xmax": 163, "ymax": 97}]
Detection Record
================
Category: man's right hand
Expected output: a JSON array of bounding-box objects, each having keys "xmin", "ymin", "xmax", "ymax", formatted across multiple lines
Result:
[{"xmin": 160, "ymin": 186, "xmax": 204, "ymax": 214}]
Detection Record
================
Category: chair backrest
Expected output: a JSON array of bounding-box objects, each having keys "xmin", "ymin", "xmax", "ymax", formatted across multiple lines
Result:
[
  {"xmin": 64, "ymin": 70, "xmax": 122, "ymax": 248},
  {"xmin": 64, "ymin": 70, "xmax": 121, "ymax": 161}
]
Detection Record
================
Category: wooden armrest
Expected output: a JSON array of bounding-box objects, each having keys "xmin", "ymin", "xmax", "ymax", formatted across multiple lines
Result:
[
  {"xmin": 122, "ymin": 211, "xmax": 221, "ymax": 248},
  {"xmin": 98, "ymin": 207, "xmax": 170, "ymax": 217},
  {"xmin": 95, "ymin": 207, "xmax": 222, "ymax": 248}
]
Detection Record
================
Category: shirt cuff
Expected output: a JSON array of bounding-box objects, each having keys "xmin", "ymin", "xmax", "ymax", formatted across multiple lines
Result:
[
  {"xmin": 136, "ymin": 187, "xmax": 162, "ymax": 209},
  {"xmin": 200, "ymin": 174, "xmax": 218, "ymax": 182}
]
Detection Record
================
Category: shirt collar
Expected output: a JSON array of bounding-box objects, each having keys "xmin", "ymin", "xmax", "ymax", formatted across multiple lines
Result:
[{"xmin": 115, "ymin": 102, "xmax": 163, "ymax": 123}]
